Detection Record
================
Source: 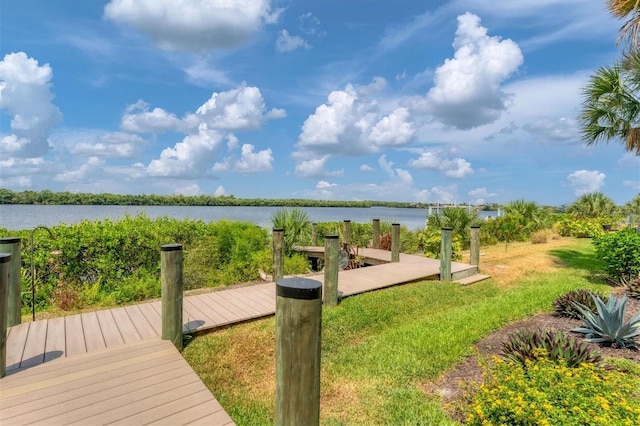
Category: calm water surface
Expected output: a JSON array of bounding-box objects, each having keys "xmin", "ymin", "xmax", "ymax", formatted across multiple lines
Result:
[{"xmin": 0, "ymin": 204, "xmax": 498, "ymax": 231}]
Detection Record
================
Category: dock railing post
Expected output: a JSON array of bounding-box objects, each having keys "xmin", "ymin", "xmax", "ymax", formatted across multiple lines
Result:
[
  {"xmin": 391, "ymin": 223, "xmax": 400, "ymax": 262},
  {"xmin": 0, "ymin": 238, "xmax": 21, "ymax": 327},
  {"xmin": 440, "ymin": 228, "xmax": 452, "ymax": 282},
  {"xmin": 343, "ymin": 220, "xmax": 351, "ymax": 246},
  {"xmin": 275, "ymin": 278, "xmax": 322, "ymax": 426},
  {"xmin": 312, "ymin": 223, "xmax": 318, "ymax": 246},
  {"xmin": 1, "ymin": 253, "xmax": 12, "ymax": 378},
  {"xmin": 324, "ymin": 235, "xmax": 339, "ymax": 307},
  {"xmin": 161, "ymin": 244, "xmax": 183, "ymax": 350},
  {"xmin": 273, "ymin": 228, "xmax": 284, "ymax": 282},
  {"xmin": 470, "ymin": 226, "xmax": 480, "ymax": 268},
  {"xmin": 372, "ymin": 219, "xmax": 380, "ymax": 249}
]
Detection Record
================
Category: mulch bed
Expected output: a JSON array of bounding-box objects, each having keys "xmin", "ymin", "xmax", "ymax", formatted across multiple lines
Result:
[{"xmin": 423, "ymin": 296, "xmax": 640, "ymax": 423}]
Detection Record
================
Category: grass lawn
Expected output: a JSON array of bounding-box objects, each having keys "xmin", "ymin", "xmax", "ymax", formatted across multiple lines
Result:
[{"xmin": 182, "ymin": 237, "xmax": 612, "ymax": 425}]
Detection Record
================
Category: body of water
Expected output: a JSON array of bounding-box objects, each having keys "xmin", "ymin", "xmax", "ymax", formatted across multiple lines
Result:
[{"xmin": 0, "ymin": 204, "xmax": 499, "ymax": 231}]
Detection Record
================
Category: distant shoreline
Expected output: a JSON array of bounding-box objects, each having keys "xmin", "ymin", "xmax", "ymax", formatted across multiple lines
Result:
[{"xmin": 0, "ymin": 189, "xmax": 500, "ymax": 211}]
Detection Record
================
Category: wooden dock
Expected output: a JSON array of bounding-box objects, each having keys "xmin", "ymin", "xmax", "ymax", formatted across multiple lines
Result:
[{"xmin": 2, "ymin": 247, "xmax": 486, "ymax": 425}]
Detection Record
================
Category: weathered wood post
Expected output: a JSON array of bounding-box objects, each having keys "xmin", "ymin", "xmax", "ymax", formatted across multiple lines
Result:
[
  {"xmin": 343, "ymin": 220, "xmax": 351, "ymax": 246},
  {"xmin": 0, "ymin": 237, "xmax": 21, "ymax": 327},
  {"xmin": 1, "ymin": 253, "xmax": 11, "ymax": 378},
  {"xmin": 391, "ymin": 223, "xmax": 400, "ymax": 262},
  {"xmin": 273, "ymin": 228, "xmax": 284, "ymax": 282},
  {"xmin": 311, "ymin": 223, "xmax": 318, "ymax": 246},
  {"xmin": 372, "ymin": 219, "xmax": 380, "ymax": 249},
  {"xmin": 470, "ymin": 225, "xmax": 480, "ymax": 268},
  {"xmin": 161, "ymin": 244, "xmax": 183, "ymax": 350},
  {"xmin": 440, "ymin": 227, "xmax": 452, "ymax": 282},
  {"xmin": 275, "ymin": 277, "xmax": 322, "ymax": 426},
  {"xmin": 324, "ymin": 235, "xmax": 339, "ymax": 307}
]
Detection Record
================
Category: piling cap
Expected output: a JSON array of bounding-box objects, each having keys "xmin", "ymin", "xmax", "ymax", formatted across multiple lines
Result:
[
  {"xmin": 441, "ymin": 227, "xmax": 453, "ymax": 231},
  {"xmin": 0, "ymin": 253, "xmax": 11, "ymax": 263},
  {"xmin": 277, "ymin": 277, "xmax": 322, "ymax": 300},
  {"xmin": 0, "ymin": 237, "xmax": 21, "ymax": 244},
  {"xmin": 471, "ymin": 225, "xmax": 481, "ymax": 229},
  {"xmin": 325, "ymin": 234, "xmax": 339, "ymax": 239},
  {"xmin": 161, "ymin": 244, "xmax": 182, "ymax": 251}
]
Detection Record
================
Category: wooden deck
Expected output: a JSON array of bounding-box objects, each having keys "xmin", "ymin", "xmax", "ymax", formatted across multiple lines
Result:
[
  {"xmin": 2, "ymin": 247, "xmax": 482, "ymax": 425},
  {"xmin": 0, "ymin": 339, "xmax": 234, "ymax": 425}
]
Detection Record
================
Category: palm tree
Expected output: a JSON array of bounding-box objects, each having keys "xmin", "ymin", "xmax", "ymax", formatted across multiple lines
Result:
[
  {"xmin": 503, "ymin": 199, "xmax": 549, "ymax": 231},
  {"xmin": 608, "ymin": 0, "xmax": 640, "ymax": 49},
  {"xmin": 567, "ymin": 192, "xmax": 619, "ymax": 218},
  {"xmin": 578, "ymin": 50, "xmax": 640, "ymax": 155}
]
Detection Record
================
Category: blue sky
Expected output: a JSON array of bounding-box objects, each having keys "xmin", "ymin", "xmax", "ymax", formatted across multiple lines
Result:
[{"xmin": 1, "ymin": 0, "xmax": 638, "ymax": 206}]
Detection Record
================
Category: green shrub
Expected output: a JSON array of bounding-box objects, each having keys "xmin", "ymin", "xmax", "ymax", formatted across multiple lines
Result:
[
  {"xmin": 501, "ymin": 329, "xmax": 603, "ymax": 368},
  {"xmin": 425, "ymin": 208, "xmax": 481, "ymax": 249},
  {"xmin": 592, "ymin": 229, "xmax": 640, "ymax": 285},
  {"xmin": 557, "ymin": 217, "xmax": 605, "ymax": 238},
  {"xmin": 553, "ymin": 289, "xmax": 608, "ymax": 319},
  {"xmin": 572, "ymin": 294, "xmax": 640, "ymax": 349},
  {"xmin": 416, "ymin": 230, "xmax": 462, "ymax": 260},
  {"xmin": 467, "ymin": 355, "xmax": 640, "ymax": 426}
]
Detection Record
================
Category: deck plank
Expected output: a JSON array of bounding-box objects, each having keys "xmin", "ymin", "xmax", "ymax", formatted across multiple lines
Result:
[
  {"xmin": 80, "ymin": 312, "xmax": 107, "ymax": 352},
  {"xmin": 19, "ymin": 319, "xmax": 48, "ymax": 369},
  {"xmin": 96, "ymin": 309, "xmax": 125, "ymax": 347},
  {"xmin": 185, "ymin": 294, "xmax": 228, "ymax": 326},
  {"xmin": 5, "ymin": 322, "xmax": 29, "ymax": 372},
  {"xmin": 123, "ymin": 304, "xmax": 158, "ymax": 339},
  {"xmin": 111, "ymin": 307, "xmax": 142, "ymax": 344},
  {"xmin": 44, "ymin": 316, "xmax": 66, "ymax": 362},
  {"xmin": 64, "ymin": 314, "xmax": 86, "ymax": 357},
  {"xmin": 137, "ymin": 302, "xmax": 162, "ymax": 336}
]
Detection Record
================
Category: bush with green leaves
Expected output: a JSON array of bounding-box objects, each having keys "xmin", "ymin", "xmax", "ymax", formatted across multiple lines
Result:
[
  {"xmin": 467, "ymin": 354, "xmax": 640, "ymax": 426},
  {"xmin": 553, "ymin": 289, "xmax": 609, "ymax": 319},
  {"xmin": 556, "ymin": 216, "xmax": 605, "ymax": 238},
  {"xmin": 572, "ymin": 293, "xmax": 640, "ymax": 349},
  {"xmin": 592, "ymin": 228, "xmax": 640, "ymax": 285},
  {"xmin": 501, "ymin": 329, "xmax": 603, "ymax": 368},
  {"xmin": 0, "ymin": 215, "xmax": 278, "ymax": 312},
  {"xmin": 424, "ymin": 208, "xmax": 481, "ymax": 249},
  {"xmin": 270, "ymin": 208, "xmax": 311, "ymax": 256},
  {"xmin": 482, "ymin": 213, "xmax": 530, "ymax": 251}
]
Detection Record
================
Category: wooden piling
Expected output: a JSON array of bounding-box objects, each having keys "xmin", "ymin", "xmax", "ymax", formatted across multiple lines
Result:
[
  {"xmin": 324, "ymin": 235, "xmax": 339, "ymax": 307},
  {"xmin": 312, "ymin": 223, "xmax": 318, "ymax": 246},
  {"xmin": 343, "ymin": 220, "xmax": 351, "ymax": 246},
  {"xmin": 275, "ymin": 277, "xmax": 322, "ymax": 426},
  {"xmin": 470, "ymin": 226, "xmax": 480, "ymax": 268},
  {"xmin": 0, "ymin": 237, "xmax": 21, "ymax": 327},
  {"xmin": 372, "ymin": 219, "xmax": 380, "ymax": 249},
  {"xmin": 0, "ymin": 253, "xmax": 11, "ymax": 378},
  {"xmin": 273, "ymin": 228, "xmax": 284, "ymax": 282},
  {"xmin": 161, "ymin": 244, "xmax": 183, "ymax": 350},
  {"xmin": 440, "ymin": 227, "xmax": 452, "ymax": 281},
  {"xmin": 391, "ymin": 223, "xmax": 400, "ymax": 262}
]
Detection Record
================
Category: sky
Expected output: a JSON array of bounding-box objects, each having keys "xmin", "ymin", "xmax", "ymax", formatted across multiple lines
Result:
[{"xmin": 1, "ymin": 0, "xmax": 639, "ymax": 206}]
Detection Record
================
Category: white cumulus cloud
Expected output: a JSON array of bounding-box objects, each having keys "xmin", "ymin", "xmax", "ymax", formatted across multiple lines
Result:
[
  {"xmin": 121, "ymin": 100, "xmax": 195, "ymax": 133},
  {"xmin": 294, "ymin": 156, "xmax": 344, "ymax": 178},
  {"xmin": 422, "ymin": 13, "xmax": 523, "ymax": 129},
  {"xmin": 70, "ymin": 132, "xmax": 147, "ymax": 158},
  {"xmin": 408, "ymin": 151, "xmax": 474, "ymax": 179},
  {"xmin": 468, "ymin": 187, "xmax": 498, "ymax": 205},
  {"xmin": 567, "ymin": 170, "xmax": 606, "ymax": 196},
  {"xmin": 146, "ymin": 123, "xmax": 224, "ymax": 178},
  {"xmin": 195, "ymin": 84, "xmax": 281, "ymax": 130},
  {"xmin": 0, "ymin": 52, "xmax": 62, "ymax": 157},
  {"xmin": 296, "ymin": 82, "xmax": 415, "ymax": 158},
  {"xmin": 104, "ymin": 0, "xmax": 282, "ymax": 51},
  {"xmin": 214, "ymin": 143, "xmax": 273, "ymax": 173},
  {"xmin": 276, "ymin": 29, "xmax": 310, "ymax": 52}
]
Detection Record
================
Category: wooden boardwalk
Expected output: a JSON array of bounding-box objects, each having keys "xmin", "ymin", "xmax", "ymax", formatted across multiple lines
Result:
[
  {"xmin": 0, "ymin": 339, "xmax": 234, "ymax": 425},
  {"xmin": 2, "ymin": 247, "xmax": 484, "ymax": 425}
]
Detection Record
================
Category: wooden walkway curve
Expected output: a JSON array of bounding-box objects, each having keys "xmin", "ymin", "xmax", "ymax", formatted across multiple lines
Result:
[{"xmin": 1, "ymin": 247, "xmax": 486, "ymax": 425}]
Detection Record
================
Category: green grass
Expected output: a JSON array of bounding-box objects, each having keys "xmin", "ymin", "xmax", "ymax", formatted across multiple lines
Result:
[{"xmin": 182, "ymin": 239, "xmax": 611, "ymax": 425}]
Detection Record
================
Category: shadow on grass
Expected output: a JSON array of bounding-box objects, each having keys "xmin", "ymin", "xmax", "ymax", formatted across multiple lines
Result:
[{"xmin": 548, "ymin": 247, "xmax": 608, "ymax": 284}]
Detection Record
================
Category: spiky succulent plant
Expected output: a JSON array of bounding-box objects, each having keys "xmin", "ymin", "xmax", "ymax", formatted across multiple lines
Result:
[
  {"xmin": 553, "ymin": 289, "xmax": 607, "ymax": 319},
  {"xmin": 572, "ymin": 294, "xmax": 640, "ymax": 349}
]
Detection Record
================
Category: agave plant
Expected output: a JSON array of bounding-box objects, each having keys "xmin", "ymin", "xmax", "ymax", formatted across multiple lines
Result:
[{"xmin": 572, "ymin": 293, "xmax": 640, "ymax": 349}]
